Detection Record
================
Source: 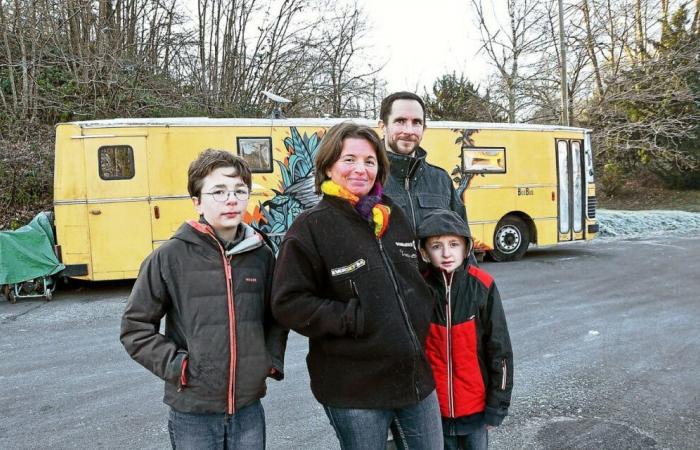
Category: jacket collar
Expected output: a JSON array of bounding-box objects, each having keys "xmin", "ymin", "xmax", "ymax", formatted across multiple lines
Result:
[
  {"xmin": 428, "ymin": 260, "xmax": 469, "ymax": 287},
  {"xmin": 321, "ymin": 194, "xmax": 396, "ymax": 220},
  {"xmin": 225, "ymin": 223, "xmax": 263, "ymax": 256},
  {"xmin": 183, "ymin": 220, "xmax": 263, "ymax": 255},
  {"xmin": 387, "ymin": 146, "xmax": 427, "ymax": 179}
]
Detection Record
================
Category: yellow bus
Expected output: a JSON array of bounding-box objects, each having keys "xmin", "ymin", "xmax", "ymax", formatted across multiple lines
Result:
[{"xmin": 53, "ymin": 118, "xmax": 598, "ymax": 280}]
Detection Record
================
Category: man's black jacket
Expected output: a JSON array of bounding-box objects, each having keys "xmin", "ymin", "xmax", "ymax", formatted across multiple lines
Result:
[{"xmin": 384, "ymin": 147, "xmax": 469, "ymax": 233}]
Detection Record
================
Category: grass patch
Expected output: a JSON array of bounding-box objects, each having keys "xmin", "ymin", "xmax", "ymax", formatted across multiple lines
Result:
[{"xmin": 598, "ymin": 178, "xmax": 700, "ymax": 212}]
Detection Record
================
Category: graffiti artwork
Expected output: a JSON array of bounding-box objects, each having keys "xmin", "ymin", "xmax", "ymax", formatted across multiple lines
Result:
[
  {"xmin": 451, "ymin": 128, "xmax": 480, "ymax": 198},
  {"xmin": 250, "ymin": 127, "xmax": 323, "ymax": 251}
]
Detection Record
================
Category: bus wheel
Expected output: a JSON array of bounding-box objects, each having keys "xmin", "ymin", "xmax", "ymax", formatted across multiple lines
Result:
[{"xmin": 490, "ymin": 216, "xmax": 530, "ymax": 262}]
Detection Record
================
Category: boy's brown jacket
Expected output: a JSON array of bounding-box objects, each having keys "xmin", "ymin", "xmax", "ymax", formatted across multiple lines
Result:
[{"xmin": 120, "ymin": 221, "xmax": 287, "ymax": 414}]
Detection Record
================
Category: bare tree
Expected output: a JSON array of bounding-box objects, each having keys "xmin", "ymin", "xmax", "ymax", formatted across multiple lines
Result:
[
  {"xmin": 309, "ymin": 1, "xmax": 384, "ymax": 117},
  {"xmin": 523, "ymin": 0, "xmax": 597, "ymax": 124},
  {"xmin": 466, "ymin": 0, "xmax": 698, "ymax": 190},
  {"xmin": 188, "ymin": 0, "xmax": 325, "ymax": 115},
  {"xmin": 583, "ymin": 1, "xmax": 699, "ymax": 186},
  {"xmin": 471, "ymin": 0, "xmax": 546, "ymax": 122}
]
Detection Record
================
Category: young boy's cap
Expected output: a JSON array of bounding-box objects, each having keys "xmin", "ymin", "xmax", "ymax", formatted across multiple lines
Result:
[{"xmin": 416, "ymin": 209, "xmax": 471, "ymax": 241}]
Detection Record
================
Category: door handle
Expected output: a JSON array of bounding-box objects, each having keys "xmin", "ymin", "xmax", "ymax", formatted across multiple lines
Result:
[{"xmin": 89, "ymin": 209, "xmax": 102, "ymax": 215}]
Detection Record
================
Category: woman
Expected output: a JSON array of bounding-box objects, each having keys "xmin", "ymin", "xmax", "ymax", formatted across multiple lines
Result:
[{"xmin": 271, "ymin": 122, "xmax": 442, "ymax": 450}]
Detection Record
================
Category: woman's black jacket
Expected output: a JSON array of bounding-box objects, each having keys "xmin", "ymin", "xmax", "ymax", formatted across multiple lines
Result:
[{"xmin": 271, "ymin": 195, "xmax": 436, "ymax": 409}]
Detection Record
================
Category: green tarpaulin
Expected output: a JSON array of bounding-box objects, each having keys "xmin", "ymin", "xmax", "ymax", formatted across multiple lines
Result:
[{"xmin": 0, "ymin": 212, "xmax": 65, "ymax": 285}]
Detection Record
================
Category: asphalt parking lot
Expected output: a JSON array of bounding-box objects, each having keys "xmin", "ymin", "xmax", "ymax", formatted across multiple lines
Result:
[{"xmin": 1, "ymin": 233, "xmax": 698, "ymax": 449}]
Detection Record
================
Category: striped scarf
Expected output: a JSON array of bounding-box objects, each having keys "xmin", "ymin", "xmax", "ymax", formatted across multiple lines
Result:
[{"xmin": 321, "ymin": 180, "xmax": 391, "ymax": 238}]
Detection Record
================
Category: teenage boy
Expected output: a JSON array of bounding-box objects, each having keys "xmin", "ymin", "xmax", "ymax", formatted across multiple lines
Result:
[
  {"xmin": 416, "ymin": 209, "xmax": 513, "ymax": 450},
  {"xmin": 121, "ymin": 149, "xmax": 287, "ymax": 450}
]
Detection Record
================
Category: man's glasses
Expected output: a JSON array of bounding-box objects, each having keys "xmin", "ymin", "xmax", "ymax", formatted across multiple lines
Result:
[{"xmin": 202, "ymin": 188, "xmax": 250, "ymax": 202}]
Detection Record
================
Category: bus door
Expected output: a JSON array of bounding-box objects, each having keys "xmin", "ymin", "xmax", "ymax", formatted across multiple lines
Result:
[
  {"xmin": 556, "ymin": 139, "xmax": 585, "ymax": 242},
  {"xmin": 83, "ymin": 135, "xmax": 153, "ymax": 278}
]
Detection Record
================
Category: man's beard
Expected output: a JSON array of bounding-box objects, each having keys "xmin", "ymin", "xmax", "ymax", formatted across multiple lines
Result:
[{"xmin": 386, "ymin": 137, "xmax": 418, "ymax": 156}]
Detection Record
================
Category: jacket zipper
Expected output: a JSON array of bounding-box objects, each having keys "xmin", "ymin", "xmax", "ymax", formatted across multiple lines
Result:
[
  {"xmin": 442, "ymin": 271, "xmax": 455, "ymax": 417},
  {"xmin": 501, "ymin": 358, "xmax": 507, "ymax": 390},
  {"xmin": 376, "ymin": 236, "xmax": 423, "ymax": 401},
  {"xmin": 404, "ymin": 177, "xmax": 417, "ymax": 231},
  {"xmin": 224, "ymin": 257, "xmax": 237, "ymax": 414},
  {"xmin": 205, "ymin": 231, "xmax": 237, "ymax": 415}
]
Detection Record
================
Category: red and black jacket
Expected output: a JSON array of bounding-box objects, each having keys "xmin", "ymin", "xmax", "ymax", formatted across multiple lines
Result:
[{"xmin": 424, "ymin": 263, "xmax": 513, "ymax": 426}]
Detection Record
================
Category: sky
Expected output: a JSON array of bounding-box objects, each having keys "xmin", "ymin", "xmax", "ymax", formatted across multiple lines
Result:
[
  {"xmin": 360, "ymin": 0, "xmax": 492, "ymax": 94},
  {"xmin": 182, "ymin": 0, "xmax": 497, "ymax": 95}
]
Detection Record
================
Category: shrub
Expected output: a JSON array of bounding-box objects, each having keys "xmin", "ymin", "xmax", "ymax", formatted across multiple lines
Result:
[
  {"xmin": 0, "ymin": 122, "xmax": 55, "ymax": 230},
  {"xmin": 599, "ymin": 163, "xmax": 627, "ymax": 197}
]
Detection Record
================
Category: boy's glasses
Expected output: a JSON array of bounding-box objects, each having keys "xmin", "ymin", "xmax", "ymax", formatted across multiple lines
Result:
[{"xmin": 203, "ymin": 188, "xmax": 250, "ymax": 202}]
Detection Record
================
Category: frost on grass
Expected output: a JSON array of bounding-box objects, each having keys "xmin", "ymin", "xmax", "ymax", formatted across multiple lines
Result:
[{"xmin": 597, "ymin": 209, "xmax": 700, "ymax": 238}]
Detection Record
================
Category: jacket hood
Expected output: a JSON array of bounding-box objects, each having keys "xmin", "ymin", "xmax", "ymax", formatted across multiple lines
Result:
[
  {"xmin": 418, "ymin": 210, "xmax": 473, "ymax": 272},
  {"xmin": 225, "ymin": 223, "xmax": 265, "ymax": 256},
  {"xmin": 173, "ymin": 221, "xmax": 264, "ymax": 255},
  {"xmin": 387, "ymin": 146, "xmax": 427, "ymax": 179},
  {"xmin": 416, "ymin": 209, "xmax": 472, "ymax": 241}
]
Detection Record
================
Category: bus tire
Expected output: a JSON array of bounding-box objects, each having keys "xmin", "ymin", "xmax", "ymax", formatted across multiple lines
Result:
[{"xmin": 489, "ymin": 215, "xmax": 530, "ymax": 262}]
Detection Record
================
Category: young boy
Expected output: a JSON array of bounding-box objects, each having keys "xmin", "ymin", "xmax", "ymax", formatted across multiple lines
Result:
[
  {"xmin": 120, "ymin": 149, "xmax": 287, "ymax": 449},
  {"xmin": 416, "ymin": 210, "xmax": 513, "ymax": 450}
]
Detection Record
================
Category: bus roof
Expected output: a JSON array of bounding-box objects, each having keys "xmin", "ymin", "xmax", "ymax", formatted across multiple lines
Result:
[{"xmin": 61, "ymin": 117, "xmax": 590, "ymax": 133}]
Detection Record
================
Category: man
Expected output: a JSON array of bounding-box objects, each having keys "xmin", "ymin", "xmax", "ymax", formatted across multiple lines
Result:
[
  {"xmin": 380, "ymin": 92, "xmax": 478, "ymax": 450},
  {"xmin": 379, "ymin": 91, "xmax": 470, "ymax": 234}
]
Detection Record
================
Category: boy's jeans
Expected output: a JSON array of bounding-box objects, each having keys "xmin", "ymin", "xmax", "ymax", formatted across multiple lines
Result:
[
  {"xmin": 167, "ymin": 400, "xmax": 265, "ymax": 450},
  {"xmin": 323, "ymin": 390, "xmax": 443, "ymax": 450},
  {"xmin": 443, "ymin": 426, "xmax": 489, "ymax": 450}
]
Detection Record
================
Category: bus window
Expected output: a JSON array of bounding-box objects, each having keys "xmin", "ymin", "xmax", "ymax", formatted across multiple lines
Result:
[
  {"xmin": 463, "ymin": 147, "xmax": 506, "ymax": 173},
  {"xmin": 237, "ymin": 137, "xmax": 273, "ymax": 173},
  {"xmin": 584, "ymin": 132, "xmax": 595, "ymax": 182},
  {"xmin": 98, "ymin": 145, "xmax": 135, "ymax": 180},
  {"xmin": 557, "ymin": 140, "xmax": 570, "ymax": 233},
  {"xmin": 571, "ymin": 141, "xmax": 583, "ymax": 233}
]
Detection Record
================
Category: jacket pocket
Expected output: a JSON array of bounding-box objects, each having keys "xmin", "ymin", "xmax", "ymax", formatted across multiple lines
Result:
[
  {"xmin": 500, "ymin": 358, "xmax": 508, "ymax": 391},
  {"xmin": 417, "ymin": 193, "xmax": 449, "ymax": 209},
  {"xmin": 164, "ymin": 350, "xmax": 188, "ymax": 388},
  {"xmin": 178, "ymin": 356, "xmax": 189, "ymax": 392},
  {"xmin": 344, "ymin": 295, "xmax": 364, "ymax": 338}
]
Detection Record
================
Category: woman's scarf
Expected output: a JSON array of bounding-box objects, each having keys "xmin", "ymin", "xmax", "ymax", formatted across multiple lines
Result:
[{"xmin": 321, "ymin": 180, "xmax": 391, "ymax": 237}]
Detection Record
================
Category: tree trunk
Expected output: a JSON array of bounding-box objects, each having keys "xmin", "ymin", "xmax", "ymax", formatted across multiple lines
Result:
[
  {"xmin": 581, "ymin": 0, "xmax": 604, "ymax": 98},
  {"xmin": 0, "ymin": 1, "xmax": 19, "ymax": 114},
  {"xmin": 29, "ymin": 0, "xmax": 37, "ymax": 121},
  {"xmin": 14, "ymin": 0, "xmax": 29, "ymax": 118},
  {"xmin": 634, "ymin": 0, "xmax": 646, "ymax": 62},
  {"xmin": 198, "ymin": 0, "xmax": 209, "ymax": 108}
]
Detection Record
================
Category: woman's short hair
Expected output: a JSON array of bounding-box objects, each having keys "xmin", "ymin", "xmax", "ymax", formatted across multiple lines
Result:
[{"xmin": 314, "ymin": 122, "xmax": 389, "ymax": 194}]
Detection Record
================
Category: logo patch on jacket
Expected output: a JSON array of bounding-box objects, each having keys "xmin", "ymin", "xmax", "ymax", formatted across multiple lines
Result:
[
  {"xmin": 395, "ymin": 241, "xmax": 417, "ymax": 259},
  {"xmin": 245, "ymin": 277, "xmax": 258, "ymax": 283},
  {"xmin": 331, "ymin": 259, "xmax": 366, "ymax": 277}
]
